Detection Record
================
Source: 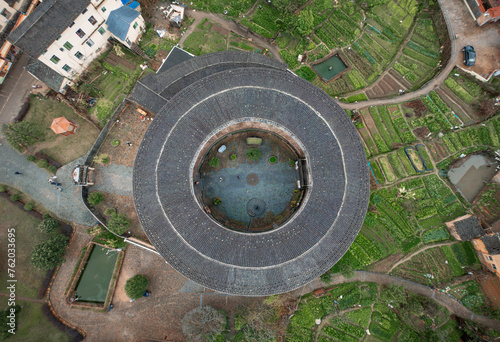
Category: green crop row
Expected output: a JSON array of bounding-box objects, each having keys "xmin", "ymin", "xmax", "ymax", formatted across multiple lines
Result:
[
  {"xmin": 373, "ymin": 133, "xmax": 390, "ymax": 152},
  {"xmin": 345, "ymin": 307, "xmax": 372, "ymax": 328},
  {"xmin": 370, "ymin": 161, "xmax": 386, "ymax": 184},
  {"xmin": 444, "ymin": 78, "xmax": 474, "ymax": 104},
  {"xmin": 322, "ymin": 326, "xmax": 358, "ymax": 342},
  {"xmin": 407, "ymin": 41, "xmax": 439, "ymax": 58},
  {"xmin": 347, "ymin": 69, "xmax": 367, "ymax": 89},
  {"xmin": 355, "ymin": 234, "xmax": 383, "ymax": 260},
  {"xmin": 441, "ymin": 245, "xmax": 465, "ymax": 276},
  {"xmin": 429, "ymin": 91, "xmax": 450, "ymax": 113},
  {"xmin": 251, "ymin": 5, "xmax": 280, "ymax": 36},
  {"xmin": 452, "ymin": 242, "xmax": 479, "ymax": 266},
  {"xmin": 330, "ymin": 317, "xmax": 366, "ymax": 338},
  {"xmin": 423, "ymin": 226, "xmax": 450, "ymax": 243},
  {"xmin": 419, "ymin": 215, "xmax": 444, "ymax": 229},
  {"xmin": 315, "ymin": 27, "xmax": 337, "ymax": 49},
  {"xmin": 402, "ymin": 236, "xmax": 421, "ymax": 253},
  {"xmin": 388, "ymin": 153, "xmax": 407, "ymax": 178}
]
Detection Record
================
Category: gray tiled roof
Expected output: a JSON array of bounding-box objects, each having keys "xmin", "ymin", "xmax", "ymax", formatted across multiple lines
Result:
[
  {"xmin": 25, "ymin": 58, "xmax": 65, "ymax": 91},
  {"xmin": 105, "ymin": 6, "xmax": 140, "ymax": 41},
  {"xmin": 129, "ymin": 51, "xmax": 287, "ymax": 113},
  {"xmin": 454, "ymin": 216, "xmax": 485, "ymax": 240},
  {"xmin": 132, "ymin": 52, "xmax": 370, "ymax": 296},
  {"xmin": 8, "ymin": 0, "xmax": 91, "ymax": 58},
  {"xmin": 157, "ymin": 46, "xmax": 194, "ymax": 75},
  {"xmin": 481, "ymin": 234, "xmax": 500, "ymax": 255}
]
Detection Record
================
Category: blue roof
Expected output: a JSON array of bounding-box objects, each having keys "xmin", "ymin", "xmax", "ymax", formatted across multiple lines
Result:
[
  {"xmin": 121, "ymin": 0, "xmax": 140, "ymax": 9},
  {"xmin": 106, "ymin": 6, "xmax": 140, "ymax": 41}
]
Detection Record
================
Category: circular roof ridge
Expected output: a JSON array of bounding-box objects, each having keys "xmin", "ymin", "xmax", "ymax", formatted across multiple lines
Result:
[{"xmin": 133, "ymin": 61, "xmax": 369, "ymax": 296}]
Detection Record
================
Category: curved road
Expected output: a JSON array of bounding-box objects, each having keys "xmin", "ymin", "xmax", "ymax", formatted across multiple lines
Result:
[{"xmin": 303, "ymin": 271, "xmax": 500, "ymax": 331}]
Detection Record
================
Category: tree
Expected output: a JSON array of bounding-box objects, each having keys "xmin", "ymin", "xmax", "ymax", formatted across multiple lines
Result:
[
  {"xmin": 208, "ymin": 157, "xmax": 219, "ymax": 167},
  {"xmin": 88, "ymin": 192, "xmax": 104, "ymax": 206},
  {"xmin": 124, "ymin": 274, "xmax": 149, "ymax": 300},
  {"xmin": 239, "ymin": 325, "xmax": 275, "ymax": 342},
  {"xmin": 93, "ymin": 153, "xmax": 109, "ymax": 164},
  {"xmin": 31, "ymin": 234, "xmax": 69, "ymax": 269},
  {"xmin": 38, "ymin": 217, "xmax": 59, "ymax": 234},
  {"xmin": 380, "ymin": 284, "xmax": 408, "ymax": 308},
  {"xmin": 107, "ymin": 212, "xmax": 130, "ymax": 235},
  {"xmin": 2, "ymin": 122, "xmax": 44, "ymax": 148},
  {"xmin": 294, "ymin": 9, "xmax": 314, "ymax": 36},
  {"xmin": 182, "ymin": 306, "xmax": 227, "ymax": 341}
]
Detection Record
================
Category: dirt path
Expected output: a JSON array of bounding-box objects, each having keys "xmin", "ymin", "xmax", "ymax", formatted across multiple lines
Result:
[
  {"xmin": 292, "ymin": 271, "xmax": 500, "ymax": 331},
  {"xmin": 0, "ymin": 293, "xmax": 45, "ymax": 303},
  {"xmin": 180, "ymin": 9, "xmax": 283, "ymax": 61}
]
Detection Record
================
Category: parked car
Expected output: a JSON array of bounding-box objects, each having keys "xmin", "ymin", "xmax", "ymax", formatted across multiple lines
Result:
[{"xmin": 463, "ymin": 46, "xmax": 476, "ymax": 66}]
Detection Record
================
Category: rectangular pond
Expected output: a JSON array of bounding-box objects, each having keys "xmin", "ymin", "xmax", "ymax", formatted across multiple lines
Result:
[
  {"xmin": 312, "ymin": 54, "xmax": 348, "ymax": 82},
  {"xmin": 75, "ymin": 244, "xmax": 119, "ymax": 303}
]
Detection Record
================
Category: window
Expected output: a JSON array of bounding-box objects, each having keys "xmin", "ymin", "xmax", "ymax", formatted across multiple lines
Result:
[
  {"xmin": 69, "ymin": 22, "xmax": 75, "ymax": 28},
  {"xmin": 88, "ymin": 16, "xmax": 97, "ymax": 25},
  {"xmin": 101, "ymin": 6, "xmax": 106, "ymax": 12},
  {"xmin": 62, "ymin": 64, "xmax": 71, "ymax": 72},
  {"xmin": 76, "ymin": 29, "xmax": 85, "ymax": 38},
  {"xmin": 50, "ymin": 55, "xmax": 60, "ymax": 64},
  {"xmin": 63, "ymin": 41, "xmax": 73, "ymax": 50},
  {"xmin": 489, "ymin": 255, "xmax": 494, "ymax": 261},
  {"xmin": 133, "ymin": 22, "xmax": 138, "ymax": 29},
  {"xmin": 82, "ymin": 8, "xmax": 88, "ymax": 14},
  {"xmin": 98, "ymin": 27, "xmax": 106, "ymax": 35},
  {"xmin": 1, "ymin": 8, "xmax": 12, "ymax": 19},
  {"xmin": 86, "ymin": 39, "xmax": 94, "ymax": 47},
  {"xmin": 74, "ymin": 51, "xmax": 84, "ymax": 59},
  {"xmin": 126, "ymin": 38, "xmax": 131, "ymax": 45},
  {"xmin": 493, "ymin": 264, "xmax": 497, "ymax": 270}
]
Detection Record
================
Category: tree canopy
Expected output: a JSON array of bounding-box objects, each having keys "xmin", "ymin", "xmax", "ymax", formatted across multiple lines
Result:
[
  {"xmin": 31, "ymin": 234, "xmax": 69, "ymax": 269},
  {"xmin": 124, "ymin": 274, "xmax": 149, "ymax": 300},
  {"xmin": 182, "ymin": 306, "xmax": 227, "ymax": 341},
  {"xmin": 2, "ymin": 122, "xmax": 44, "ymax": 148},
  {"xmin": 38, "ymin": 217, "xmax": 59, "ymax": 234},
  {"xmin": 107, "ymin": 212, "xmax": 130, "ymax": 235}
]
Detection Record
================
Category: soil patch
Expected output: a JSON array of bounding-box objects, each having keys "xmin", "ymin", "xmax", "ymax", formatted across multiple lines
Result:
[
  {"xmin": 403, "ymin": 99, "xmax": 427, "ymax": 118},
  {"xmin": 105, "ymin": 53, "xmax": 137, "ymax": 70},
  {"xmin": 479, "ymin": 275, "xmax": 500, "ymax": 309},
  {"xmin": 369, "ymin": 252, "xmax": 404, "ymax": 274},
  {"xmin": 212, "ymin": 24, "xmax": 229, "ymax": 36},
  {"xmin": 414, "ymin": 126, "xmax": 430, "ymax": 139}
]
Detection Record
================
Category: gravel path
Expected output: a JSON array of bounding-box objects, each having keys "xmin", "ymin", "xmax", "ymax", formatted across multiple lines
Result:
[
  {"xmin": 388, "ymin": 241, "xmax": 459, "ymax": 273},
  {"xmin": 0, "ymin": 143, "xmax": 95, "ymax": 226},
  {"xmin": 300, "ymin": 271, "xmax": 500, "ymax": 331},
  {"xmin": 91, "ymin": 164, "xmax": 133, "ymax": 197}
]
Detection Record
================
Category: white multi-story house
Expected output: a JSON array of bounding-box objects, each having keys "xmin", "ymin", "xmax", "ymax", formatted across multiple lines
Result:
[{"xmin": 8, "ymin": 0, "xmax": 145, "ymax": 92}]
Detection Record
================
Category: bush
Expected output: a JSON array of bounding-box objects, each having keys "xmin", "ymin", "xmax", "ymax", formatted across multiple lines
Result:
[
  {"xmin": 31, "ymin": 234, "xmax": 69, "ymax": 269},
  {"xmin": 111, "ymin": 139, "xmax": 120, "ymax": 147},
  {"xmin": 37, "ymin": 159, "xmax": 48, "ymax": 168},
  {"xmin": 296, "ymin": 66, "xmax": 316, "ymax": 82},
  {"xmin": 104, "ymin": 208, "xmax": 116, "ymax": 216},
  {"xmin": 230, "ymin": 154, "xmax": 237, "ymax": 160},
  {"xmin": 269, "ymin": 156, "xmax": 277, "ymax": 163},
  {"xmin": 39, "ymin": 217, "xmax": 59, "ymax": 234},
  {"xmin": 209, "ymin": 157, "xmax": 219, "ymax": 167},
  {"xmin": 0, "ymin": 185, "xmax": 6, "ymax": 192},
  {"xmin": 182, "ymin": 306, "xmax": 227, "ymax": 340},
  {"xmin": 107, "ymin": 212, "xmax": 130, "ymax": 235},
  {"xmin": 26, "ymin": 155, "xmax": 36, "ymax": 162},
  {"xmin": 320, "ymin": 272, "xmax": 332, "ymax": 284},
  {"xmin": 246, "ymin": 148, "xmax": 261, "ymax": 161},
  {"xmin": 88, "ymin": 192, "xmax": 104, "ymax": 206},
  {"xmin": 10, "ymin": 194, "xmax": 20, "ymax": 202},
  {"xmin": 93, "ymin": 153, "xmax": 110, "ymax": 164},
  {"xmin": 47, "ymin": 165, "xmax": 58, "ymax": 174},
  {"xmin": 124, "ymin": 274, "xmax": 149, "ymax": 300},
  {"xmin": 24, "ymin": 202, "xmax": 34, "ymax": 211}
]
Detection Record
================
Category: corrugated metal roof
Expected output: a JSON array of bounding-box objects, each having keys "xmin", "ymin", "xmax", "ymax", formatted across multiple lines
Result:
[{"xmin": 105, "ymin": 6, "xmax": 140, "ymax": 41}]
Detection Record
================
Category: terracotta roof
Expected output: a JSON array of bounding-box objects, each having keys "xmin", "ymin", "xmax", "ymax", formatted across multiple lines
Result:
[
  {"xmin": 50, "ymin": 117, "xmax": 74, "ymax": 134},
  {"xmin": 487, "ymin": 6, "xmax": 500, "ymax": 17}
]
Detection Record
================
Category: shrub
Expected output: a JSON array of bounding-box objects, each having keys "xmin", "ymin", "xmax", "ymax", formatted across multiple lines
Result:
[
  {"xmin": 93, "ymin": 153, "xmax": 110, "ymax": 164},
  {"xmin": 88, "ymin": 192, "xmax": 104, "ymax": 206},
  {"xmin": 47, "ymin": 165, "xmax": 58, "ymax": 174},
  {"xmin": 230, "ymin": 154, "xmax": 237, "ymax": 160},
  {"xmin": 39, "ymin": 217, "xmax": 59, "ymax": 234},
  {"xmin": 213, "ymin": 197, "xmax": 222, "ymax": 205},
  {"xmin": 124, "ymin": 274, "xmax": 149, "ymax": 300},
  {"xmin": 296, "ymin": 66, "xmax": 316, "ymax": 82},
  {"xmin": 320, "ymin": 272, "xmax": 332, "ymax": 284},
  {"xmin": 0, "ymin": 185, "xmax": 7, "ymax": 192},
  {"xmin": 182, "ymin": 306, "xmax": 227, "ymax": 340},
  {"xmin": 31, "ymin": 234, "xmax": 69, "ymax": 269},
  {"xmin": 10, "ymin": 194, "xmax": 20, "ymax": 202},
  {"xmin": 107, "ymin": 212, "xmax": 130, "ymax": 235},
  {"xmin": 269, "ymin": 156, "xmax": 277, "ymax": 163},
  {"xmin": 209, "ymin": 157, "xmax": 219, "ymax": 167},
  {"xmin": 24, "ymin": 202, "xmax": 34, "ymax": 211},
  {"xmin": 37, "ymin": 159, "xmax": 48, "ymax": 168},
  {"xmin": 104, "ymin": 208, "xmax": 116, "ymax": 216},
  {"xmin": 111, "ymin": 139, "xmax": 120, "ymax": 147},
  {"xmin": 246, "ymin": 148, "xmax": 261, "ymax": 161},
  {"xmin": 26, "ymin": 155, "xmax": 36, "ymax": 162}
]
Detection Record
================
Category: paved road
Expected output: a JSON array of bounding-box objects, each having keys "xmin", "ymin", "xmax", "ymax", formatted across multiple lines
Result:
[
  {"xmin": 0, "ymin": 143, "xmax": 95, "ymax": 226},
  {"xmin": 301, "ymin": 271, "xmax": 500, "ymax": 331},
  {"xmin": 0, "ymin": 53, "xmax": 39, "ymax": 134}
]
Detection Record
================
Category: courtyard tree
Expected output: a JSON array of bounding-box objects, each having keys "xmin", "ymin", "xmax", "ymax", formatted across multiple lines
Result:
[
  {"xmin": 182, "ymin": 306, "xmax": 227, "ymax": 341},
  {"xmin": 124, "ymin": 274, "xmax": 149, "ymax": 300},
  {"xmin": 31, "ymin": 234, "xmax": 69, "ymax": 269},
  {"xmin": 2, "ymin": 121, "xmax": 44, "ymax": 148},
  {"xmin": 246, "ymin": 148, "xmax": 261, "ymax": 161},
  {"xmin": 38, "ymin": 217, "xmax": 59, "ymax": 234},
  {"xmin": 106, "ymin": 212, "xmax": 130, "ymax": 235}
]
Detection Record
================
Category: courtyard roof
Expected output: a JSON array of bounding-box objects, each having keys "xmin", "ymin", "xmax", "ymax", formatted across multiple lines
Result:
[
  {"xmin": 481, "ymin": 234, "xmax": 500, "ymax": 255},
  {"xmin": 453, "ymin": 215, "xmax": 485, "ymax": 240},
  {"xmin": 157, "ymin": 46, "xmax": 194, "ymax": 75},
  {"xmin": 132, "ymin": 51, "xmax": 370, "ymax": 296}
]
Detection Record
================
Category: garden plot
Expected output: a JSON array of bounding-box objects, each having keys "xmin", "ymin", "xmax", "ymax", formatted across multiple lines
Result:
[
  {"xmin": 369, "ymin": 107, "xmax": 402, "ymax": 148},
  {"xmin": 248, "ymin": 4, "xmax": 280, "ymax": 38},
  {"xmin": 343, "ymin": 48, "xmax": 377, "ymax": 83},
  {"xmin": 361, "ymin": 109, "xmax": 390, "ymax": 153},
  {"xmin": 434, "ymin": 89, "xmax": 473, "ymax": 125},
  {"xmin": 188, "ymin": 0, "xmax": 254, "ymax": 17},
  {"xmin": 449, "ymin": 280, "xmax": 489, "ymax": 316},
  {"xmin": 444, "ymin": 72, "xmax": 482, "ymax": 105},
  {"xmin": 473, "ymin": 183, "xmax": 500, "ymax": 224},
  {"xmin": 357, "ymin": 124, "xmax": 379, "ymax": 157},
  {"xmin": 378, "ymin": 156, "xmax": 397, "ymax": 183},
  {"xmin": 390, "ymin": 108, "xmax": 416, "ymax": 144},
  {"xmin": 183, "ymin": 19, "xmax": 228, "ymax": 55}
]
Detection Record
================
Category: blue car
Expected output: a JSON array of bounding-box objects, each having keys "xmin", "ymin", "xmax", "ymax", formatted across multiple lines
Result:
[{"xmin": 463, "ymin": 46, "xmax": 476, "ymax": 66}]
